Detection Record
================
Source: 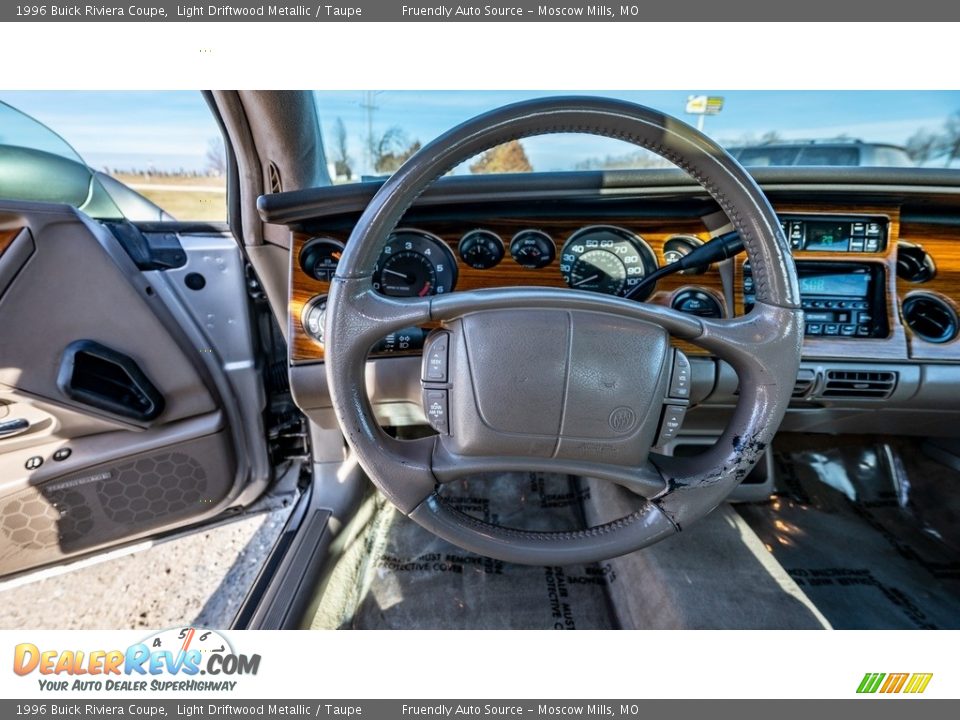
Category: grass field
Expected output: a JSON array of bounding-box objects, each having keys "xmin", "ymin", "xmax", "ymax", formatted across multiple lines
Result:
[{"xmin": 112, "ymin": 173, "xmax": 227, "ymax": 221}]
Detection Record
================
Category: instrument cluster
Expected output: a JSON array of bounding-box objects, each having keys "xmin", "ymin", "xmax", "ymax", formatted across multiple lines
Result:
[{"xmin": 300, "ymin": 225, "xmax": 705, "ymax": 302}]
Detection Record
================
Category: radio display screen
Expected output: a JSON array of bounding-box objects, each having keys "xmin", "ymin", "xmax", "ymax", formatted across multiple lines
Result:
[
  {"xmin": 799, "ymin": 272, "xmax": 869, "ymax": 297},
  {"xmin": 805, "ymin": 222, "xmax": 851, "ymax": 251}
]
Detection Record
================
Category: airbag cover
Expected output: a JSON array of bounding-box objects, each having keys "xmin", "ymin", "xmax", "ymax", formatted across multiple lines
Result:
[{"xmin": 445, "ymin": 309, "xmax": 670, "ymax": 465}]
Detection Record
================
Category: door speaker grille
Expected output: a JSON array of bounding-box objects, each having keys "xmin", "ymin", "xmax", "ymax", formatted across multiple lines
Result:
[{"xmin": 95, "ymin": 452, "xmax": 207, "ymax": 524}]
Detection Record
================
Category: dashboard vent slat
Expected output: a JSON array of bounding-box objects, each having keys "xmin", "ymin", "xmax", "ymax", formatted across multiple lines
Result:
[
  {"xmin": 822, "ymin": 370, "xmax": 897, "ymax": 399},
  {"xmin": 792, "ymin": 369, "xmax": 816, "ymax": 398}
]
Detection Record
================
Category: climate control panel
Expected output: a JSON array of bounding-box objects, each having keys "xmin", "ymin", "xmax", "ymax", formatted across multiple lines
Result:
[{"xmin": 781, "ymin": 215, "xmax": 888, "ymax": 253}]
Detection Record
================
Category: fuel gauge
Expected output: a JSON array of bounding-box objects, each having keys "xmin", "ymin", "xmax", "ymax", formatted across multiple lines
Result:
[{"xmin": 458, "ymin": 229, "xmax": 504, "ymax": 269}]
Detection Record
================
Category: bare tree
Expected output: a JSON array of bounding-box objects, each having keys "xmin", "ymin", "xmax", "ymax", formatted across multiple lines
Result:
[
  {"xmin": 939, "ymin": 111, "xmax": 960, "ymax": 167},
  {"xmin": 332, "ymin": 117, "xmax": 352, "ymax": 180},
  {"xmin": 372, "ymin": 126, "xmax": 421, "ymax": 173},
  {"xmin": 205, "ymin": 136, "xmax": 226, "ymax": 176},
  {"xmin": 905, "ymin": 129, "xmax": 940, "ymax": 165}
]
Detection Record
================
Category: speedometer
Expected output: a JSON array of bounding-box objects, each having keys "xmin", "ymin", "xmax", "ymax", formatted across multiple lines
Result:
[
  {"xmin": 373, "ymin": 229, "xmax": 458, "ymax": 297},
  {"xmin": 559, "ymin": 226, "xmax": 658, "ymax": 299}
]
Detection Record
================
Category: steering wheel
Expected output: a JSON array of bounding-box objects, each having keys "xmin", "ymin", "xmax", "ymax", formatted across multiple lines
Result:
[{"xmin": 325, "ymin": 97, "xmax": 802, "ymax": 565}]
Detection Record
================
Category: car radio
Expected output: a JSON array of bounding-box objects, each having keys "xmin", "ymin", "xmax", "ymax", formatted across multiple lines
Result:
[
  {"xmin": 780, "ymin": 215, "xmax": 888, "ymax": 253},
  {"xmin": 744, "ymin": 261, "xmax": 888, "ymax": 338}
]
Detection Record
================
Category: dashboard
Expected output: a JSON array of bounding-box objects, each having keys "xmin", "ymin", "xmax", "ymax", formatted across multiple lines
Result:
[
  {"xmin": 259, "ymin": 168, "xmax": 960, "ymax": 437},
  {"xmin": 285, "ymin": 201, "xmax": 960, "ymax": 366},
  {"xmin": 290, "ymin": 214, "xmax": 730, "ymax": 362}
]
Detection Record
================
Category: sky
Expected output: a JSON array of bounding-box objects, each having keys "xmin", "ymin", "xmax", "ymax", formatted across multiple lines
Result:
[{"xmin": 1, "ymin": 90, "xmax": 957, "ymax": 175}]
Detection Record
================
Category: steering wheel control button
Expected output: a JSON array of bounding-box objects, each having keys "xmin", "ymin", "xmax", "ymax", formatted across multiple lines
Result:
[
  {"xmin": 669, "ymin": 350, "xmax": 692, "ymax": 400},
  {"xmin": 657, "ymin": 405, "xmax": 687, "ymax": 444},
  {"xmin": 373, "ymin": 327, "xmax": 425, "ymax": 354},
  {"xmin": 422, "ymin": 332, "xmax": 449, "ymax": 382},
  {"xmin": 424, "ymin": 389, "xmax": 449, "ymax": 434}
]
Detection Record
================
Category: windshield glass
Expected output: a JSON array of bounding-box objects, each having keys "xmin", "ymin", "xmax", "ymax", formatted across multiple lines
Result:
[{"xmin": 313, "ymin": 90, "xmax": 960, "ymax": 182}]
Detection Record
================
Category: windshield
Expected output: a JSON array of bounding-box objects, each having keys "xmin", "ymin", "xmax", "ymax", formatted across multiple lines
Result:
[{"xmin": 313, "ymin": 90, "xmax": 960, "ymax": 182}]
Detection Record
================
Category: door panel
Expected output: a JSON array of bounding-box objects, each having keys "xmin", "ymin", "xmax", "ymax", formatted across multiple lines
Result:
[
  {"xmin": 0, "ymin": 213, "xmax": 216, "ymax": 425},
  {"xmin": 0, "ymin": 202, "xmax": 263, "ymax": 577}
]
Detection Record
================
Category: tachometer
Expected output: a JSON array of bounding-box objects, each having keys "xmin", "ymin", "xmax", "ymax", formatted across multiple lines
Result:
[
  {"xmin": 559, "ymin": 226, "xmax": 658, "ymax": 298},
  {"xmin": 373, "ymin": 229, "xmax": 458, "ymax": 297}
]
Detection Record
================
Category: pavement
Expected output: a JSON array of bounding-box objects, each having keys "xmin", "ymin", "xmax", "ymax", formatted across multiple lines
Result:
[{"xmin": 0, "ymin": 506, "xmax": 291, "ymax": 630}]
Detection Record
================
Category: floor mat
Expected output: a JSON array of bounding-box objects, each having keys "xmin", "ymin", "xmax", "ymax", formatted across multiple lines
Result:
[
  {"xmin": 736, "ymin": 437, "xmax": 960, "ymax": 629},
  {"xmin": 584, "ymin": 479, "xmax": 830, "ymax": 630},
  {"xmin": 308, "ymin": 472, "xmax": 618, "ymax": 630}
]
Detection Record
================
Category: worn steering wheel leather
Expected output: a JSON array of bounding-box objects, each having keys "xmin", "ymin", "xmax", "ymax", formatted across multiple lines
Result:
[{"xmin": 324, "ymin": 96, "xmax": 802, "ymax": 565}]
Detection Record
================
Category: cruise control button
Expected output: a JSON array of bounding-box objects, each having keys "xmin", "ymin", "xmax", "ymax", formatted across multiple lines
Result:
[
  {"xmin": 657, "ymin": 405, "xmax": 686, "ymax": 444},
  {"xmin": 669, "ymin": 350, "xmax": 691, "ymax": 400},
  {"xmin": 422, "ymin": 332, "xmax": 449, "ymax": 382},
  {"xmin": 423, "ymin": 389, "xmax": 449, "ymax": 434}
]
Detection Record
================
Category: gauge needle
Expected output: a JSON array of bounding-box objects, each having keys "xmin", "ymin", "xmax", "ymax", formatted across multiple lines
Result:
[
  {"xmin": 174, "ymin": 627, "xmax": 196, "ymax": 670},
  {"xmin": 180, "ymin": 628, "xmax": 195, "ymax": 653},
  {"xmin": 572, "ymin": 274, "xmax": 599, "ymax": 287},
  {"xmin": 383, "ymin": 268, "xmax": 410, "ymax": 281}
]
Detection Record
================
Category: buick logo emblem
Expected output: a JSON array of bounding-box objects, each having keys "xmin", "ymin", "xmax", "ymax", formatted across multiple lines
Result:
[{"xmin": 608, "ymin": 406, "xmax": 637, "ymax": 434}]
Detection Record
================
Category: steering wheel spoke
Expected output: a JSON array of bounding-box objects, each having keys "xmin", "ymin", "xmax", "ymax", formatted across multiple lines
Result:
[
  {"xmin": 329, "ymin": 276, "xmax": 433, "ymax": 348},
  {"xmin": 688, "ymin": 303, "xmax": 804, "ymax": 377},
  {"xmin": 430, "ymin": 441, "xmax": 666, "ymax": 498}
]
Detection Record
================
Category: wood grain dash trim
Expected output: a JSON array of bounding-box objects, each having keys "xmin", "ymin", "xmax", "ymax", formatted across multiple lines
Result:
[{"xmin": 0, "ymin": 229, "xmax": 21, "ymax": 258}]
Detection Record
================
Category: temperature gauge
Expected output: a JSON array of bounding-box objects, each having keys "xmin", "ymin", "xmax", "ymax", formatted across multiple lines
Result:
[{"xmin": 510, "ymin": 229, "xmax": 556, "ymax": 269}]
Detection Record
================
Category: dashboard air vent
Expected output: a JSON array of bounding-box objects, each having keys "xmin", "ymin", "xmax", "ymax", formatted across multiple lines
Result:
[
  {"xmin": 822, "ymin": 370, "xmax": 897, "ymax": 399},
  {"xmin": 793, "ymin": 369, "xmax": 816, "ymax": 398},
  {"xmin": 902, "ymin": 294, "xmax": 958, "ymax": 344},
  {"xmin": 267, "ymin": 161, "xmax": 283, "ymax": 194}
]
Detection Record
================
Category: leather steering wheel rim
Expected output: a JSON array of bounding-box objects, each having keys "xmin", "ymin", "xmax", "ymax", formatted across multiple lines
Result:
[{"xmin": 324, "ymin": 96, "xmax": 802, "ymax": 565}]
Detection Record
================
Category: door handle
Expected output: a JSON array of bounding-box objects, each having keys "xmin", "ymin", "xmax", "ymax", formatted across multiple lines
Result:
[{"xmin": 0, "ymin": 418, "xmax": 30, "ymax": 438}]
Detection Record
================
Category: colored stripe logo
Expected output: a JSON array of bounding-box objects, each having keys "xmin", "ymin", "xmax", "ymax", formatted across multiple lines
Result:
[{"xmin": 857, "ymin": 672, "xmax": 933, "ymax": 694}]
